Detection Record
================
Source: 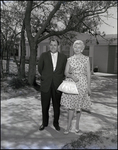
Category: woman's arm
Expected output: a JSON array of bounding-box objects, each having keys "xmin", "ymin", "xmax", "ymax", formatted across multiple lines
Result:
[
  {"xmin": 87, "ymin": 58, "xmax": 91, "ymax": 95},
  {"xmin": 64, "ymin": 60, "xmax": 79, "ymax": 82},
  {"xmin": 64, "ymin": 60, "xmax": 71, "ymax": 77}
]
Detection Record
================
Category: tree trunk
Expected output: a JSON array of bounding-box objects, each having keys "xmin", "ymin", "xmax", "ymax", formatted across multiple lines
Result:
[
  {"xmin": 1, "ymin": 48, "xmax": 4, "ymax": 77},
  {"xmin": 28, "ymin": 42, "xmax": 37, "ymax": 85},
  {"xmin": 20, "ymin": 23, "xmax": 26, "ymax": 79},
  {"xmin": 6, "ymin": 47, "xmax": 10, "ymax": 74},
  {"xmin": 12, "ymin": 47, "xmax": 21, "ymax": 77}
]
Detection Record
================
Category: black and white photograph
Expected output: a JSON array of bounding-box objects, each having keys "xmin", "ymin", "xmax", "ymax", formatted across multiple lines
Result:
[{"xmin": 1, "ymin": 1, "xmax": 117, "ymax": 149}]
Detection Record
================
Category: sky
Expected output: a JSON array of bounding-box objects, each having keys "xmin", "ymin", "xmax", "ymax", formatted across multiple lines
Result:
[
  {"xmin": 98, "ymin": 7, "xmax": 117, "ymax": 35},
  {"xmin": 57, "ymin": 6, "xmax": 117, "ymax": 35}
]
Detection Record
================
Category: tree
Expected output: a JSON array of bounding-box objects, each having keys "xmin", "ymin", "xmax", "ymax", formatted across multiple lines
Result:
[
  {"xmin": 1, "ymin": 1, "xmax": 27, "ymax": 78},
  {"xmin": 24, "ymin": 1, "xmax": 117, "ymax": 85},
  {"xmin": 1, "ymin": 3, "xmax": 21, "ymax": 74}
]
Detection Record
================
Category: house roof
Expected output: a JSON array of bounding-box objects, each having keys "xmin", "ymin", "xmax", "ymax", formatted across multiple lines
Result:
[
  {"xmin": 71, "ymin": 32, "xmax": 117, "ymax": 45},
  {"xmin": 24, "ymin": 33, "xmax": 117, "ymax": 46}
]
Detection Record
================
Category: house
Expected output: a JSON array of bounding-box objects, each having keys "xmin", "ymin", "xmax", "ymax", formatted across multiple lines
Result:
[
  {"xmin": 87, "ymin": 34, "xmax": 117, "ymax": 74},
  {"xmin": 18, "ymin": 33, "xmax": 117, "ymax": 74}
]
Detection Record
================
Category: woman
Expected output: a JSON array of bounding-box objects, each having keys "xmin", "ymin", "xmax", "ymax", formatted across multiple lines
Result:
[{"xmin": 61, "ymin": 40, "xmax": 92, "ymax": 134}]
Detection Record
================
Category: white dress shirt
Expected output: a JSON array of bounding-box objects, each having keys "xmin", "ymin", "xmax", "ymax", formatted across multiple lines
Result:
[{"xmin": 51, "ymin": 52, "xmax": 58, "ymax": 71}]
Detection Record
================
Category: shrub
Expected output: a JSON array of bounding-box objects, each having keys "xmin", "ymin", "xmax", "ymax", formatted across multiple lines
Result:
[{"xmin": 8, "ymin": 77, "xmax": 29, "ymax": 89}]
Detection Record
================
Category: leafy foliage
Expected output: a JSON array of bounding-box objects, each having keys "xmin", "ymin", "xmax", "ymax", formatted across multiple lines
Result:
[
  {"xmin": 8, "ymin": 77, "xmax": 29, "ymax": 89},
  {"xmin": 62, "ymin": 131, "xmax": 117, "ymax": 149}
]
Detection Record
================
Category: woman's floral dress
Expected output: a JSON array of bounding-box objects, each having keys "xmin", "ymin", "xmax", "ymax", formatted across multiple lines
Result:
[{"xmin": 61, "ymin": 54, "xmax": 92, "ymax": 111}]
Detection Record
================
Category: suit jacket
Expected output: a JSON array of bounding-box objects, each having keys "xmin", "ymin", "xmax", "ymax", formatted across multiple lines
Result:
[{"xmin": 38, "ymin": 51, "xmax": 67, "ymax": 92}]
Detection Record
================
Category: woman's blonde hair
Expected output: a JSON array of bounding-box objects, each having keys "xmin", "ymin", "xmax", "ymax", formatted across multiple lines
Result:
[{"xmin": 73, "ymin": 40, "xmax": 85, "ymax": 51}]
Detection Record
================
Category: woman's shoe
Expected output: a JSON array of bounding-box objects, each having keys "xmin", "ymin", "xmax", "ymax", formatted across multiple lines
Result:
[
  {"xmin": 64, "ymin": 129, "xmax": 70, "ymax": 134},
  {"xmin": 75, "ymin": 129, "xmax": 80, "ymax": 133}
]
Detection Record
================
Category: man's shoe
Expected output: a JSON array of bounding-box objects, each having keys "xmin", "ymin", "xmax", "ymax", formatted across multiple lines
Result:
[
  {"xmin": 39, "ymin": 125, "xmax": 47, "ymax": 131},
  {"xmin": 53, "ymin": 125, "xmax": 60, "ymax": 131}
]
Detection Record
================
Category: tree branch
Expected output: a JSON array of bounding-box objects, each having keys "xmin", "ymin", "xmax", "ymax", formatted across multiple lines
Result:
[
  {"xmin": 34, "ymin": 1, "xmax": 62, "ymax": 42},
  {"xmin": 25, "ymin": 1, "xmax": 34, "ymax": 43},
  {"xmin": 62, "ymin": 34, "xmax": 73, "ymax": 43},
  {"xmin": 85, "ymin": 2, "xmax": 117, "ymax": 16},
  {"xmin": 82, "ymin": 21, "xmax": 100, "ymax": 44},
  {"xmin": 32, "ymin": 1, "xmax": 46, "ymax": 10},
  {"xmin": 1, "ymin": 32, "xmax": 7, "ymax": 42},
  {"xmin": 84, "ymin": 3, "xmax": 117, "ymax": 18},
  {"xmin": 100, "ymin": 17, "xmax": 115, "ymax": 28},
  {"xmin": 37, "ymin": 27, "xmax": 72, "ymax": 44}
]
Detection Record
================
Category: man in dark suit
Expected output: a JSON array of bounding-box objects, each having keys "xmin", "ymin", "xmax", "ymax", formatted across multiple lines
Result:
[{"xmin": 38, "ymin": 39, "xmax": 67, "ymax": 131}]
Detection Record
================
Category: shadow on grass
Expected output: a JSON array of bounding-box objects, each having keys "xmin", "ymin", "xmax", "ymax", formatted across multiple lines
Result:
[
  {"xmin": 92, "ymin": 101, "xmax": 117, "ymax": 108},
  {"xmin": 91, "ymin": 76, "xmax": 117, "ymax": 99},
  {"xmin": 61, "ymin": 130, "xmax": 117, "ymax": 149},
  {"xmin": 90, "ymin": 111, "xmax": 116, "ymax": 126}
]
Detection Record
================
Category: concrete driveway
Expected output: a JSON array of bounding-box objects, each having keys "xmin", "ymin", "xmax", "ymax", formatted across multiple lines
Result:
[{"xmin": 1, "ymin": 74, "xmax": 117, "ymax": 149}]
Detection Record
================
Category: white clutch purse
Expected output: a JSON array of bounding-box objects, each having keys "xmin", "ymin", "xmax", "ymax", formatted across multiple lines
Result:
[{"xmin": 57, "ymin": 80, "xmax": 78, "ymax": 94}]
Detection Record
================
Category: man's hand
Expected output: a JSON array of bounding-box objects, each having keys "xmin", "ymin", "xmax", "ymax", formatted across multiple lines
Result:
[{"xmin": 37, "ymin": 72, "xmax": 41, "ymax": 80}]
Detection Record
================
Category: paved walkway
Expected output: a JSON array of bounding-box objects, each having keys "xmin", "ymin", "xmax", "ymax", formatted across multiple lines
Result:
[
  {"xmin": 1, "ymin": 74, "xmax": 117, "ymax": 149},
  {"xmin": 93, "ymin": 72, "xmax": 117, "ymax": 77}
]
